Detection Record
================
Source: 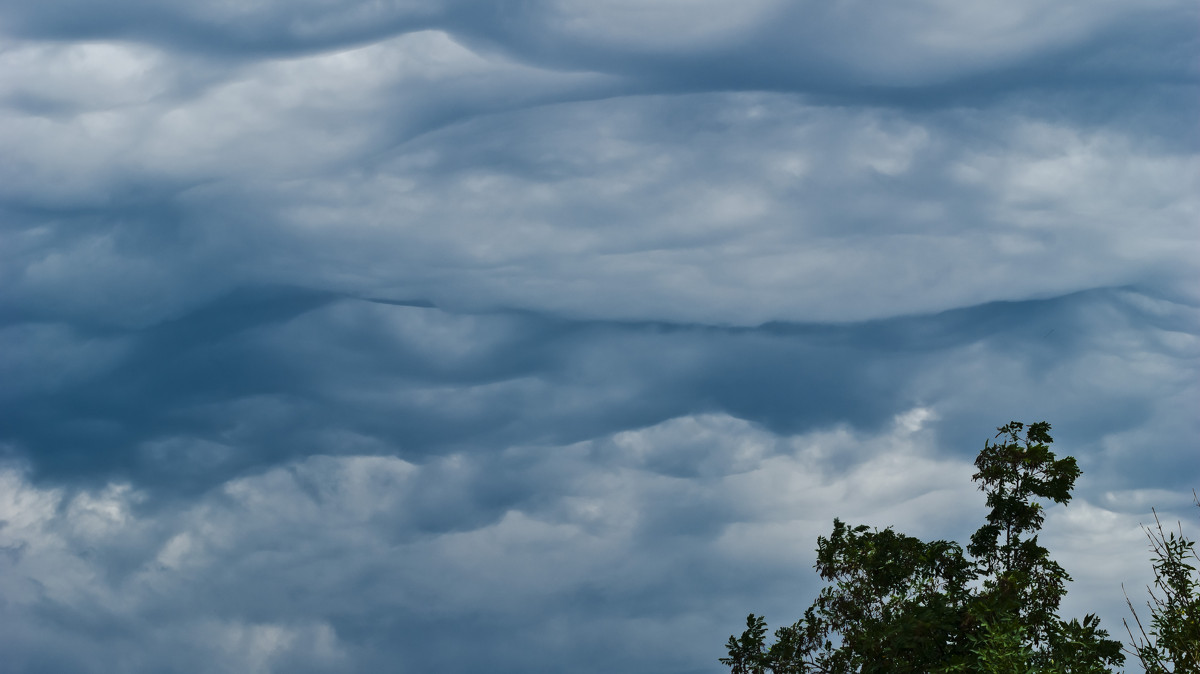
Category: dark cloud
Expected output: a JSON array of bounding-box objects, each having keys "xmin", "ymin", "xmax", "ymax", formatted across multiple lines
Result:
[
  {"xmin": 4, "ymin": 286, "xmax": 1192, "ymax": 495},
  {"xmin": 0, "ymin": 0, "xmax": 446, "ymax": 56}
]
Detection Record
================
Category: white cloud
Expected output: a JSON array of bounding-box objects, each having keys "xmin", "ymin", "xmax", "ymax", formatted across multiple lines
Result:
[
  {"xmin": 217, "ymin": 95, "xmax": 1193, "ymax": 325},
  {"xmin": 1, "ymin": 16, "xmax": 1194, "ymax": 328},
  {"xmin": 0, "ymin": 408, "xmax": 1010, "ymax": 670},
  {"xmin": 1, "ymin": 398, "xmax": 1193, "ymax": 670},
  {"xmin": 0, "ymin": 41, "xmax": 173, "ymax": 111},
  {"xmin": 0, "ymin": 30, "xmax": 611, "ymax": 206}
]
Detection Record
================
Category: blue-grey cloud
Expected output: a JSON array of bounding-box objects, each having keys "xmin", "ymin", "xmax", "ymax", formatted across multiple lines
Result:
[{"xmin": 4, "ymin": 287, "xmax": 1194, "ymax": 495}]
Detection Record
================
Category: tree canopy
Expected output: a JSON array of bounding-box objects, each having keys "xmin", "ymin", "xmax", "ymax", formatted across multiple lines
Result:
[{"xmin": 721, "ymin": 421, "xmax": 1197, "ymax": 673}]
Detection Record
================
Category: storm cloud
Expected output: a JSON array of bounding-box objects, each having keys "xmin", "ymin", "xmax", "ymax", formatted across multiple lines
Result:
[{"xmin": 0, "ymin": 1, "xmax": 1197, "ymax": 672}]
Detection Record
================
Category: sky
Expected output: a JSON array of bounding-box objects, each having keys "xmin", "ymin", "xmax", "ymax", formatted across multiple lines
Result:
[{"xmin": 0, "ymin": 1, "xmax": 1197, "ymax": 672}]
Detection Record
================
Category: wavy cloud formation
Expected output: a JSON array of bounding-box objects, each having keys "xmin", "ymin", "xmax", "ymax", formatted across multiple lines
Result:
[{"xmin": 0, "ymin": 0, "xmax": 1196, "ymax": 671}]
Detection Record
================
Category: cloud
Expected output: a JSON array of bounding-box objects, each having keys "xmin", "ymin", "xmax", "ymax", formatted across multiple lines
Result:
[
  {"xmin": 6, "ymin": 91, "xmax": 1196, "ymax": 329},
  {"xmin": 9, "ymin": 0, "xmax": 1192, "ymax": 94},
  {"xmin": 0, "ymin": 411, "xmax": 954, "ymax": 672},
  {"xmin": 2, "ymin": 285, "xmax": 1193, "ymax": 499},
  {"xmin": 1, "ymin": 1, "xmax": 1194, "ymax": 335},
  {"xmin": 3, "ymin": 408, "xmax": 1186, "ymax": 672},
  {"xmin": 0, "ymin": 0, "xmax": 1196, "ymax": 671}
]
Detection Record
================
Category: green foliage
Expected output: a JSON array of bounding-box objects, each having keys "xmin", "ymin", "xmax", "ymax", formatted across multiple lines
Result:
[
  {"xmin": 720, "ymin": 614, "xmax": 769, "ymax": 674},
  {"xmin": 721, "ymin": 421, "xmax": 1125, "ymax": 673},
  {"xmin": 968, "ymin": 421, "xmax": 1080, "ymax": 649},
  {"xmin": 943, "ymin": 610, "xmax": 1035, "ymax": 674},
  {"xmin": 1124, "ymin": 498, "xmax": 1200, "ymax": 673}
]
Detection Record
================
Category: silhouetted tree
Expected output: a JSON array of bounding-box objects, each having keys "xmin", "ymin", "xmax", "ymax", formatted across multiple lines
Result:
[
  {"xmin": 1124, "ymin": 496, "xmax": 1200, "ymax": 673},
  {"xmin": 722, "ymin": 421, "xmax": 1125, "ymax": 673}
]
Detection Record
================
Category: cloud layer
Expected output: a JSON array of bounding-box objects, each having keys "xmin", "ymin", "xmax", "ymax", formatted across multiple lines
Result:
[
  {"xmin": 5, "ymin": 411, "xmax": 1186, "ymax": 673},
  {"xmin": 0, "ymin": 0, "xmax": 1197, "ymax": 671}
]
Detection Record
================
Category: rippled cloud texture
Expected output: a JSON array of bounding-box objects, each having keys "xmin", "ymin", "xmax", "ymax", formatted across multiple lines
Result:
[{"xmin": 1, "ymin": 1, "xmax": 1198, "ymax": 672}]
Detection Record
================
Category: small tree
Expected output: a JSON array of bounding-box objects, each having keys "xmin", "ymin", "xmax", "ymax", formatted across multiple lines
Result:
[
  {"xmin": 1124, "ymin": 496, "xmax": 1200, "ymax": 673},
  {"xmin": 722, "ymin": 421, "xmax": 1124, "ymax": 673}
]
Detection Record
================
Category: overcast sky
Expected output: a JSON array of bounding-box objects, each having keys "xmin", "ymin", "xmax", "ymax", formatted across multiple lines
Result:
[{"xmin": 1, "ymin": 1, "xmax": 1198, "ymax": 672}]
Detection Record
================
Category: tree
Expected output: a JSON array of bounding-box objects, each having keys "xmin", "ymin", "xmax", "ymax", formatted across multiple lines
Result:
[
  {"xmin": 1124, "ymin": 496, "xmax": 1200, "ymax": 673},
  {"xmin": 720, "ymin": 614, "xmax": 769, "ymax": 674},
  {"xmin": 722, "ymin": 421, "xmax": 1125, "ymax": 673}
]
